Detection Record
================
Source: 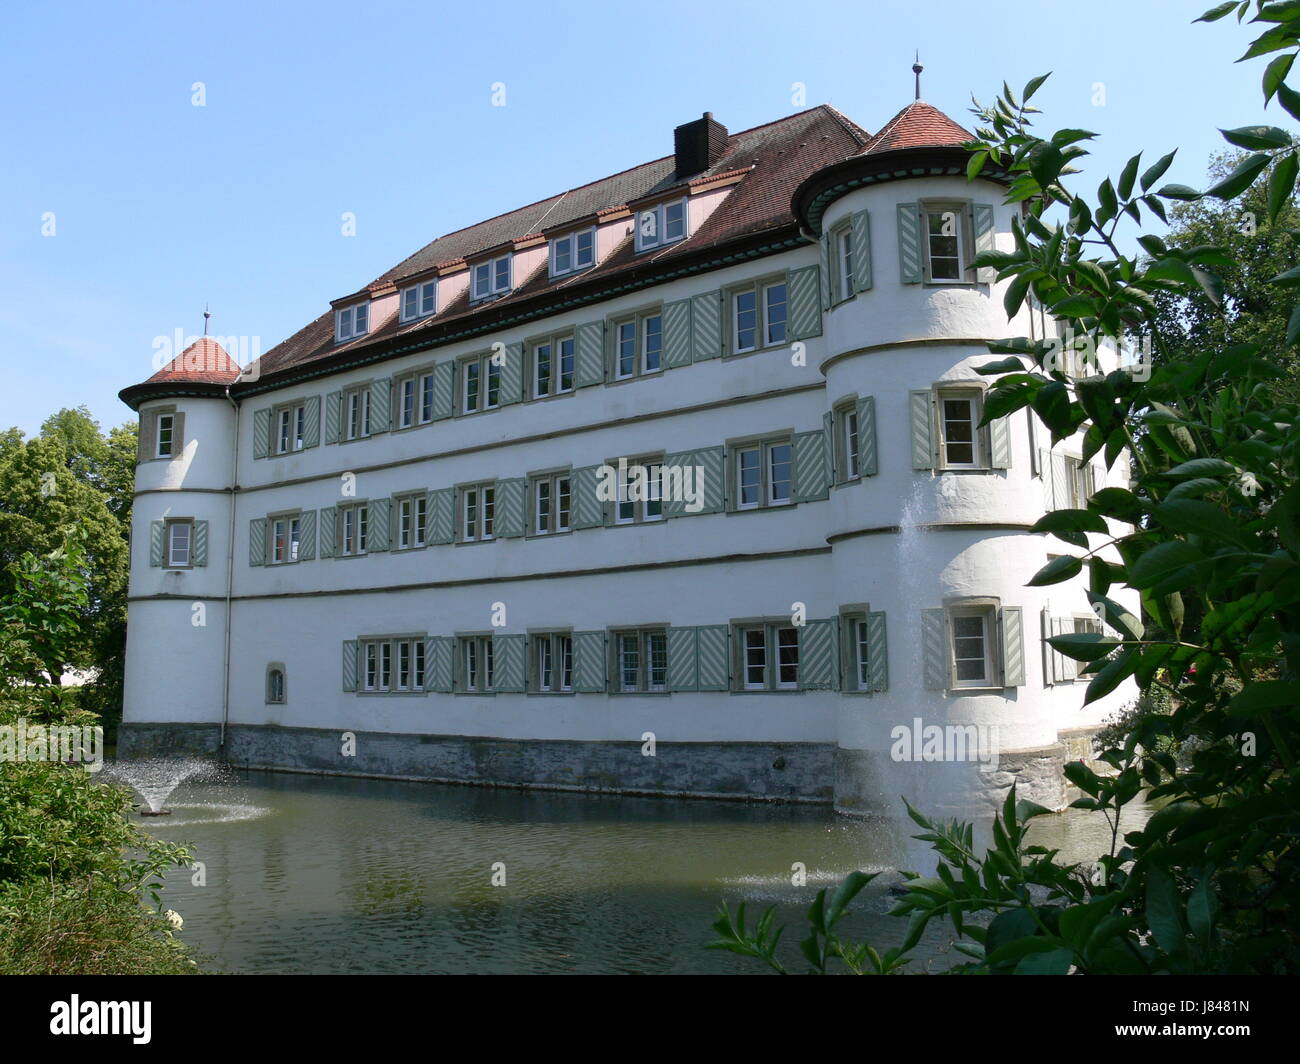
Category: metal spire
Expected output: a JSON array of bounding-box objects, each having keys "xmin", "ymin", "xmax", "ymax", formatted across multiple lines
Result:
[
  {"xmin": 913, "ymin": 51, "xmax": 924, "ymax": 101},
  {"xmin": 203, "ymin": 304, "xmax": 211, "ymax": 336}
]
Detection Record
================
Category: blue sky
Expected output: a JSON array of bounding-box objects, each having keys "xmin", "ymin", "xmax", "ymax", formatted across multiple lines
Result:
[{"xmin": 0, "ymin": 0, "xmax": 1275, "ymax": 436}]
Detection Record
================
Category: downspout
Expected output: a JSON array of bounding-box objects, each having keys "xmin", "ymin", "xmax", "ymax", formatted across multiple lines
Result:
[{"xmin": 220, "ymin": 385, "xmax": 240, "ymax": 752}]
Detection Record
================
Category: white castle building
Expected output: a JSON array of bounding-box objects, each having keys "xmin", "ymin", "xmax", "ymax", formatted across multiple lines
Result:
[{"xmin": 119, "ymin": 96, "xmax": 1134, "ymax": 813}]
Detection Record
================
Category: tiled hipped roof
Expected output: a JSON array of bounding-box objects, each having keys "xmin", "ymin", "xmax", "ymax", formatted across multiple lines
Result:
[{"xmin": 120, "ymin": 99, "xmax": 975, "ymax": 406}]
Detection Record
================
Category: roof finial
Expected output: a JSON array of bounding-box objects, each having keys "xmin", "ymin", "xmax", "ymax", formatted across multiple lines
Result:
[
  {"xmin": 913, "ymin": 51, "xmax": 923, "ymax": 101},
  {"xmin": 203, "ymin": 304, "xmax": 211, "ymax": 336}
]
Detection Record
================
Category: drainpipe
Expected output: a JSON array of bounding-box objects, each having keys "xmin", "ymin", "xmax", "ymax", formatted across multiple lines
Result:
[{"xmin": 220, "ymin": 385, "xmax": 240, "ymax": 752}]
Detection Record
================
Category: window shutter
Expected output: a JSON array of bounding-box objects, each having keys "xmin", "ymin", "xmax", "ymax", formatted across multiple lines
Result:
[
  {"xmin": 1040, "ymin": 448, "xmax": 1055, "ymax": 508},
  {"xmin": 865, "ymin": 611, "xmax": 888, "ymax": 692},
  {"xmin": 910, "ymin": 390, "xmax": 934, "ymax": 470},
  {"xmin": 1041, "ymin": 608, "xmax": 1055, "ymax": 685},
  {"xmin": 368, "ymin": 497, "xmax": 391, "ymax": 551},
  {"xmin": 137, "ymin": 413, "xmax": 154, "ymax": 462},
  {"xmin": 318, "ymin": 507, "xmax": 336, "ymax": 558},
  {"xmin": 431, "ymin": 362, "xmax": 455, "ymax": 421},
  {"xmin": 1053, "ymin": 616, "xmax": 1076, "ymax": 682},
  {"xmin": 570, "ymin": 465, "xmax": 605, "ymax": 529},
  {"xmin": 664, "ymin": 447, "xmax": 723, "ymax": 517},
  {"xmin": 973, "ymin": 203, "xmax": 996, "ymax": 283},
  {"xmin": 304, "ymin": 396, "xmax": 320, "ymax": 448},
  {"xmin": 856, "ymin": 396, "xmax": 878, "ymax": 476},
  {"xmin": 690, "ymin": 291, "xmax": 723, "ymax": 361},
  {"xmin": 426, "ymin": 489, "xmax": 453, "ymax": 545},
  {"xmin": 822, "ymin": 411, "xmax": 837, "ymax": 484},
  {"xmin": 667, "ymin": 627, "xmax": 699, "ymax": 691},
  {"xmin": 1051, "ymin": 453, "xmax": 1072, "ymax": 511},
  {"xmin": 492, "ymin": 634, "xmax": 526, "ymax": 693},
  {"xmin": 369, "ymin": 379, "xmax": 390, "ymax": 433},
  {"xmin": 249, "ymin": 518, "xmax": 267, "ymax": 566},
  {"xmin": 253, "ymin": 408, "xmax": 271, "ymax": 459},
  {"xmin": 192, "ymin": 520, "xmax": 208, "ymax": 567},
  {"xmin": 851, "ymin": 210, "xmax": 873, "ymax": 291},
  {"xmin": 1027, "ymin": 410, "xmax": 1040, "ymax": 477},
  {"xmin": 298, "ymin": 510, "xmax": 316, "ymax": 561},
  {"xmin": 574, "ymin": 321, "xmax": 605, "ymax": 387},
  {"xmin": 149, "ymin": 521, "xmax": 165, "ymax": 567},
  {"xmin": 989, "ymin": 414, "xmax": 1011, "ymax": 469},
  {"xmin": 171, "ymin": 412, "xmax": 186, "ymax": 454},
  {"xmin": 797, "ymin": 618, "xmax": 839, "ymax": 691},
  {"xmin": 572, "ymin": 631, "xmax": 606, "ymax": 693},
  {"xmin": 819, "ymin": 234, "xmax": 833, "ymax": 310},
  {"xmin": 425, "ymin": 636, "xmax": 454, "ymax": 693},
  {"xmin": 662, "ymin": 299, "xmax": 693, "ymax": 369},
  {"xmin": 324, "ymin": 392, "xmax": 341, "ymax": 444},
  {"xmin": 793, "ymin": 428, "xmax": 830, "ymax": 502},
  {"xmin": 897, "ymin": 202, "xmax": 923, "ymax": 283},
  {"xmin": 1001, "ymin": 606, "xmax": 1025, "ymax": 686},
  {"xmin": 500, "ymin": 342, "xmax": 523, "ymax": 405},
  {"xmin": 342, "ymin": 640, "xmax": 358, "ymax": 692},
  {"xmin": 695, "ymin": 625, "xmax": 730, "ymax": 691},
  {"xmin": 786, "ymin": 265, "xmax": 822, "ymax": 340},
  {"xmin": 495, "ymin": 477, "xmax": 527, "ymax": 538},
  {"xmin": 921, "ymin": 608, "xmax": 948, "ymax": 690}
]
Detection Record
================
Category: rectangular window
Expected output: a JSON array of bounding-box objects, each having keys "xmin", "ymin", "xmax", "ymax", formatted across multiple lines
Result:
[
  {"xmin": 854, "ymin": 617, "xmax": 871, "ymax": 689},
  {"xmin": 635, "ymin": 198, "xmax": 687, "ymax": 252},
  {"xmin": 614, "ymin": 459, "xmax": 663, "ymax": 524},
  {"xmin": 732, "ymin": 438, "xmax": 793, "ymax": 510},
  {"xmin": 837, "ymin": 404, "xmax": 861, "ymax": 480},
  {"xmin": 836, "ymin": 226, "xmax": 855, "ymax": 302},
  {"xmin": 361, "ymin": 639, "xmax": 396, "ymax": 692},
  {"xmin": 532, "ymin": 473, "xmax": 571, "ymax": 535},
  {"xmin": 615, "ymin": 629, "xmax": 668, "ymax": 693},
  {"xmin": 400, "ymin": 280, "xmax": 437, "ymax": 322},
  {"xmin": 274, "ymin": 403, "xmax": 306, "ymax": 454},
  {"xmin": 925, "ymin": 208, "xmax": 965, "ymax": 282},
  {"xmin": 335, "ymin": 303, "xmax": 370, "ymax": 342},
  {"xmin": 531, "ymin": 335, "xmax": 575, "ymax": 398},
  {"xmin": 950, "ymin": 607, "xmax": 993, "ymax": 687},
  {"xmin": 461, "ymin": 484, "xmax": 496, "ymax": 542},
  {"xmin": 612, "ymin": 313, "xmax": 663, "ymax": 380},
  {"xmin": 397, "ymin": 495, "xmax": 427, "ymax": 549},
  {"xmin": 1066, "ymin": 456, "xmax": 1095, "ymax": 508},
  {"xmin": 344, "ymin": 388, "xmax": 371, "ymax": 440},
  {"xmin": 937, "ymin": 390, "xmax": 981, "ymax": 469},
  {"xmin": 385, "ymin": 637, "xmax": 425, "ymax": 691},
  {"xmin": 461, "ymin": 354, "xmax": 501, "ymax": 414},
  {"xmin": 737, "ymin": 623, "xmax": 799, "ymax": 691},
  {"xmin": 532, "ymin": 633, "xmax": 574, "ymax": 693},
  {"xmin": 155, "ymin": 413, "xmax": 174, "ymax": 458},
  {"xmin": 459, "ymin": 636, "xmax": 495, "ymax": 692},
  {"xmin": 395, "ymin": 373, "xmax": 438, "ymax": 428},
  {"xmin": 549, "ymin": 229, "xmax": 596, "ymax": 277},
  {"xmin": 731, "ymin": 281, "xmax": 787, "ymax": 353},
  {"xmin": 472, "ymin": 255, "xmax": 512, "ymax": 301},
  {"xmin": 270, "ymin": 515, "xmax": 301, "ymax": 564},
  {"xmin": 340, "ymin": 504, "xmax": 369, "ymax": 556},
  {"xmin": 165, "ymin": 519, "xmax": 191, "ymax": 567}
]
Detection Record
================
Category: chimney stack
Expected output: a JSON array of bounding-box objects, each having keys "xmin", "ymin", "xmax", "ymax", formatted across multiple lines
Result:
[{"xmin": 673, "ymin": 112, "xmax": 728, "ymax": 179}]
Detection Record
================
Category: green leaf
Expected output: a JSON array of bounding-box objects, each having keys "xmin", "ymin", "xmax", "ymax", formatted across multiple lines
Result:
[
  {"xmin": 1195, "ymin": 0, "xmax": 1239, "ymax": 20},
  {"xmin": 1279, "ymin": 82, "xmax": 1300, "ymax": 124},
  {"xmin": 1152, "ymin": 497, "xmax": 1252, "ymax": 547},
  {"xmin": 1088, "ymin": 487, "xmax": 1145, "ymax": 523},
  {"xmin": 1028, "ymin": 554, "xmax": 1082, "ymax": 587},
  {"xmin": 1086, "ymin": 590, "xmax": 1144, "ymax": 640},
  {"xmin": 1117, "ymin": 153, "xmax": 1141, "ymax": 200},
  {"xmin": 1288, "ymin": 303, "xmax": 1300, "ymax": 347},
  {"xmin": 1030, "ymin": 509, "xmax": 1109, "ymax": 547},
  {"xmin": 1022, "ymin": 72, "xmax": 1051, "ymax": 102},
  {"xmin": 1226, "ymin": 680, "xmax": 1300, "ymax": 716},
  {"xmin": 1166, "ymin": 457, "xmax": 1236, "ymax": 477},
  {"xmin": 1156, "ymin": 183, "xmax": 1202, "ymax": 201},
  {"xmin": 975, "ymin": 356, "xmax": 1027, "ymax": 375},
  {"xmin": 1263, "ymin": 52, "xmax": 1295, "ymax": 103},
  {"xmin": 1269, "ymin": 152, "xmax": 1299, "ymax": 224},
  {"xmin": 1015, "ymin": 947, "xmax": 1074, "ymax": 975},
  {"xmin": 1205, "ymin": 153, "xmax": 1272, "ymax": 199},
  {"xmin": 966, "ymin": 149, "xmax": 989, "ymax": 181},
  {"xmin": 1145, "ymin": 257, "xmax": 1197, "ymax": 285},
  {"xmin": 1145, "ymin": 868, "xmax": 1186, "ymax": 958},
  {"xmin": 1047, "ymin": 631, "xmax": 1121, "ymax": 662},
  {"xmin": 1140, "ymin": 151, "xmax": 1177, "ymax": 192},
  {"xmin": 1220, "ymin": 124, "xmax": 1293, "ymax": 149},
  {"xmin": 1128, "ymin": 541, "xmax": 1204, "ymax": 590},
  {"xmin": 1084, "ymin": 647, "xmax": 1139, "ymax": 706}
]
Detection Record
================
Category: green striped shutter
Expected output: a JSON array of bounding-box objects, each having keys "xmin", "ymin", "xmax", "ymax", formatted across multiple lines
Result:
[
  {"xmin": 192, "ymin": 520, "xmax": 208, "ymax": 566},
  {"xmin": 921, "ymin": 608, "xmax": 948, "ymax": 690},
  {"xmin": 495, "ymin": 478, "xmax": 527, "ymax": 538},
  {"xmin": 500, "ymin": 342, "xmax": 523, "ymax": 405},
  {"xmin": 427, "ymin": 488, "xmax": 454, "ymax": 545},
  {"xmin": 910, "ymin": 390, "xmax": 934, "ymax": 470},
  {"xmin": 574, "ymin": 322, "xmax": 605, "ymax": 387},
  {"xmin": 897, "ymin": 202, "xmax": 923, "ymax": 283},
  {"xmin": 369, "ymin": 379, "xmax": 390, "ymax": 433},
  {"xmin": 298, "ymin": 510, "xmax": 316, "ymax": 561},
  {"xmin": 137, "ymin": 412, "xmax": 154, "ymax": 463},
  {"xmin": 865, "ymin": 611, "xmax": 888, "ymax": 692},
  {"xmin": 819, "ymin": 234, "xmax": 833, "ymax": 310},
  {"xmin": 249, "ymin": 518, "xmax": 267, "ymax": 567},
  {"xmin": 973, "ymin": 203, "xmax": 996, "ymax": 283},
  {"xmin": 663, "ymin": 299, "xmax": 692, "ymax": 369},
  {"xmin": 696, "ymin": 625, "xmax": 730, "ymax": 691},
  {"xmin": 304, "ymin": 396, "xmax": 321, "ymax": 448},
  {"xmin": 856, "ymin": 396, "xmax": 878, "ymax": 476},
  {"xmin": 342, "ymin": 640, "xmax": 358, "ymax": 692},
  {"xmin": 1001, "ymin": 606, "xmax": 1025, "ymax": 686},
  {"xmin": 149, "ymin": 521, "xmax": 165, "ymax": 567},
  {"xmin": 368, "ymin": 497, "xmax": 391, "ymax": 551},
  {"xmin": 667, "ymin": 627, "xmax": 698, "ymax": 691},
  {"xmin": 492, "ymin": 634, "xmax": 526, "ymax": 693},
  {"xmin": 324, "ymin": 392, "xmax": 341, "ymax": 444},
  {"xmin": 690, "ymin": 291, "xmax": 723, "ymax": 361},
  {"xmin": 663, "ymin": 447, "xmax": 724, "ymax": 517},
  {"xmin": 793, "ymin": 429, "xmax": 830, "ymax": 502},
  {"xmin": 798, "ymin": 618, "xmax": 839, "ymax": 690},
  {"xmin": 851, "ymin": 210, "xmax": 873, "ymax": 291},
  {"xmin": 425, "ymin": 636, "xmax": 454, "ymax": 693},
  {"xmin": 786, "ymin": 265, "xmax": 822, "ymax": 340},
  {"xmin": 570, "ymin": 465, "xmax": 605, "ymax": 529},
  {"xmin": 431, "ymin": 361, "xmax": 455, "ymax": 421},
  {"xmin": 253, "ymin": 408, "xmax": 271, "ymax": 459},
  {"xmin": 990, "ymin": 415, "xmax": 1011, "ymax": 469},
  {"xmin": 572, "ymin": 631, "xmax": 606, "ymax": 693},
  {"xmin": 318, "ymin": 506, "xmax": 336, "ymax": 558}
]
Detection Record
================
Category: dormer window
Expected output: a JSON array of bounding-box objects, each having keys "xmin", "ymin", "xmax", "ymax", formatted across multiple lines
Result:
[
  {"xmin": 472, "ymin": 254, "xmax": 511, "ymax": 301},
  {"xmin": 400, "ymin": 280, "xmax": 437, "ymax": 322},
  {"xmin": 335, "ymin": 303, "xmax": 369, "ymax": 342},
  {"xmin": 549, "ymin": 229, "xmax": 595, "ymax": 277},
  {"xmin": 635, "ymin": 199, "xmax": 687, "ymax": 253}
]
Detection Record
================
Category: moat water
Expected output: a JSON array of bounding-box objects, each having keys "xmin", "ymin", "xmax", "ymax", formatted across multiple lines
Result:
[{"xmin": 143, "ymin": 769, "xmax": 1145, "ymax": 974}]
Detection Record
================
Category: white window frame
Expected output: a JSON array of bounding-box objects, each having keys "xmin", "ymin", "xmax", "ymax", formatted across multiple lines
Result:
[
  {"xmin": 461, "ymin": 354, "xmax": 501, "ymax": 414},
  {"xmin": 531, "ymin": 334, "xmax": 576, "ymax": 399},
  {"xmin": 612, "ymin": 312, "xmax": 663, "ymax": 380},
  {"xmin": 155, "ymin": 413, "xmax": 175, "ymax": 458},
  {"xmin": 461, "ymin": 484, "xmax": 495, "ymax": 542},
  {"xmin": 274, "ymin": 402, "xmax": 306, "ymax": 454},
  {"xmin": 949, "ymin": 605, "xmax": 995, "ymax": 688},
  {"xmin": 614, "ymin": 458, "xmax": 664, "ymax": 525},
  {"xmin": 343, "ymin": 387, "xmax": 371, "ymax": 441},
  {"xmin": 532, "ymin": 472, "xmax": 572, "ymax": 535},
  {"xmin": 400, "ymin": 280, "xmax": 437, "ymax": 322},
  {"xmin": 614, "ymin": 628, "xmax": 668, "ymax": 693},
  {"xmin": 340, "ymin": 503, "xmax": 369, "ymax": 557},
  {"xmin": 335, "ymin": 303, "xmax": 370, "ymax": 342},
  {"xmin": 459, "ymin": 635, "xmax": 495, "ymax": 692},
  {"xmin": 837, "ymin": 403, "xmax": 861, "ymax": 481},
  {"xmin": 471, "ymin": 255, "xmax": 512, "ymax": 301},
  {"xmin": 549, "ymin": 229, "xmax": 596, "ymax": 277},
  {"xmin": 737, "ymin": 623, "xmax": 799, "ymax": 691},
  {"xmin": 270, "ymin": 514, "xmax": 301, "ymax": 565},
  {"xmin": 635, "ymin": 198, "xmax": 687, "ymax": 253},
  {"xmin": 396, "ymin": 494, "xmax": 428, "ymax": 550},
  {"xmin": 165, "ymin": 519, "xmax": 191, "ymax": 568},
  {"xmin": 730, "ymin": 280, "xmax": 788, "ymax": 354},
  {"xmin": 732, "ymin": 438, "xmax": 793, "ymax": 511},
  {"xmin": 835, "ymin": 224, "xmax": 855, "ymax": 303},
  {"xmin": 936, "ymin": 389, "xmax": 984, "ymax": 471},
  {"xmin": 922, "ymin": 204, "xmax": 970, "ymax": 284},
  {"xmin": 532, "ymin": 633, "xmax": 574, "ymax": 693}
]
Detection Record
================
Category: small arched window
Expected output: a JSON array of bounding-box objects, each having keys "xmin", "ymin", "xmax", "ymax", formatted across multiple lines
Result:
[{"xmin": 266, "ymin": 665, "xmax": 286, "ymax": 704}]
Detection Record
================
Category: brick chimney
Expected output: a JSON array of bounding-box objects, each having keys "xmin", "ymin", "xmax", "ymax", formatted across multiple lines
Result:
[{"xmin": 674, "ymin": 112, "xmax": 728, "ymax": 179}]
